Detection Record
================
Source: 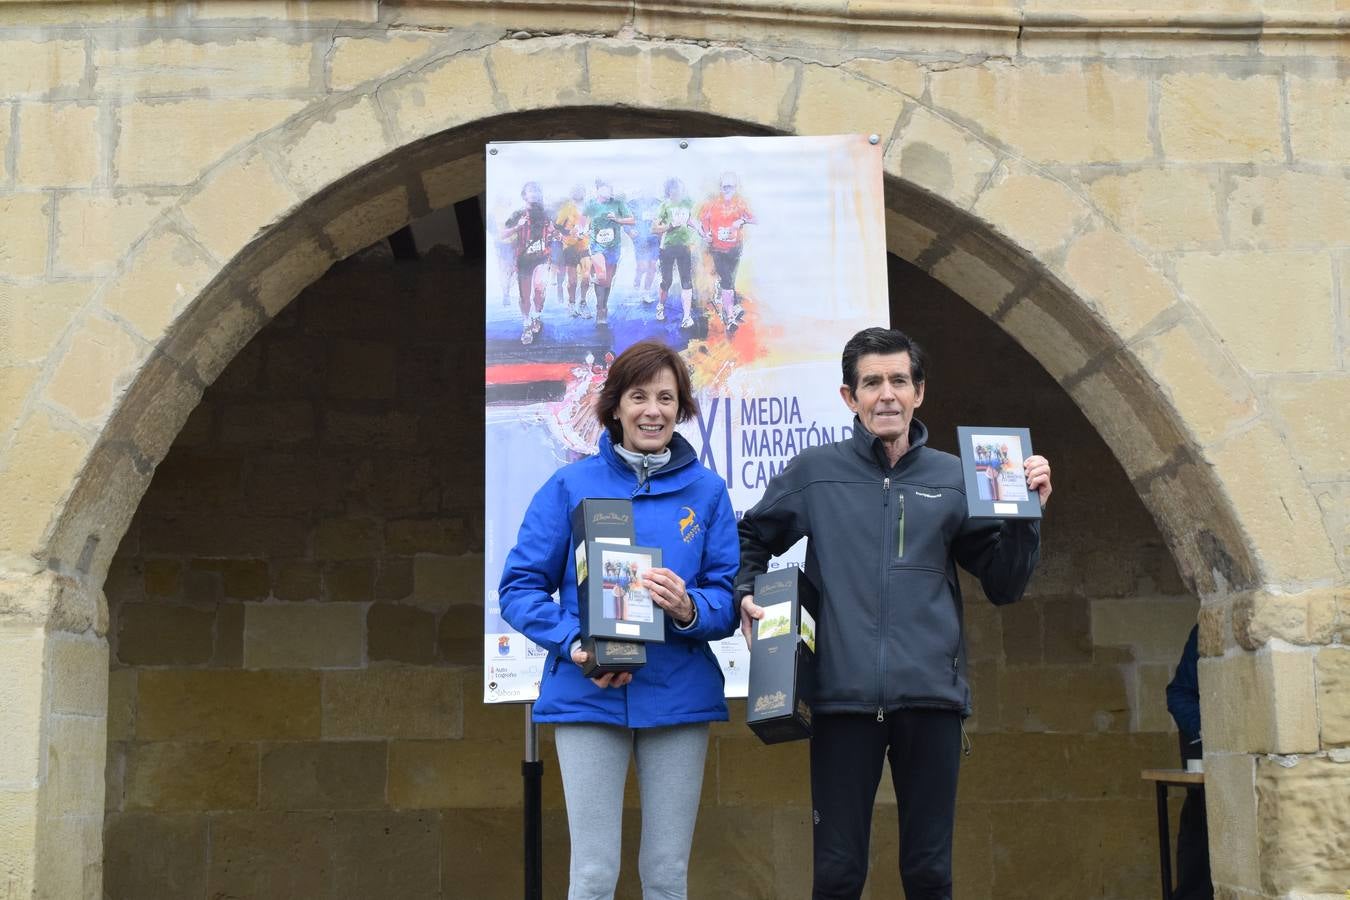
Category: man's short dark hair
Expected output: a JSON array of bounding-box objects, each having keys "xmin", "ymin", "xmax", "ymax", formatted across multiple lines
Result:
[{"xmin": 841, "ymin": 327, "xmax": 926, "ymax": 394}]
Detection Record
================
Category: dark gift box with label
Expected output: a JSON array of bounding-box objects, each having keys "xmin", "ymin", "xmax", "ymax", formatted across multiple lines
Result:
[
  {"xmin": 570, "ymin": 499, "xmax": 663, "ymax": 676},
  {"xmin": 746, "ymin": 568, "xmax": 818, "ymax": 744}
]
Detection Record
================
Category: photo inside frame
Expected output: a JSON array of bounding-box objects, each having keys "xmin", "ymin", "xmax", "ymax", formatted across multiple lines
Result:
[
  {"xmin": 600, "ymin": 548, "xmax": 656, "ymax": 624},
  {"xmin": 970, "ymin": 433, "xmax": 1029, "ymax": 503}
]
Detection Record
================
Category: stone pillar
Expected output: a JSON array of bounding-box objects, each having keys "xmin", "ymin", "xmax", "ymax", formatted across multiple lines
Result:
[
  {"xmin": 0, "ymin": 569, "xmax": 109, "ymax": 900},
  {"xmin": 1199, "ymin": 588, "xmax": 1350, "ymax": 899}
]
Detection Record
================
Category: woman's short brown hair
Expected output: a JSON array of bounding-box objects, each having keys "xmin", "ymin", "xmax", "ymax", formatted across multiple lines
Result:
[{"xmin": 595, "ymin": 339, "xmax": 699, "ymax": 446}]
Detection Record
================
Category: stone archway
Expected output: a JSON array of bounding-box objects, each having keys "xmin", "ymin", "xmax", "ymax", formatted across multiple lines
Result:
[{"xmin": 2, "ymin": 32, "xmax": 1339, "ymax": 898}]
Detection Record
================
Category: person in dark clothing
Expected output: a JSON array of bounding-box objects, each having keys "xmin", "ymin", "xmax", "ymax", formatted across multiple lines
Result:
[
  {"xmin": 1166, "ymin": 625, "xmax": 1213, "ymax": 900},
  {"xmin": 737, "ymin": 327, "xmax": 1053, "ymax": 900}
]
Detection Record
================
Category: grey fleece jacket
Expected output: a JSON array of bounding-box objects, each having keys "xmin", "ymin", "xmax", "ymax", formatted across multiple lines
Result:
[{"xmin": 736, "ymin": 417, "xmax": 1041, "ymax": 716}]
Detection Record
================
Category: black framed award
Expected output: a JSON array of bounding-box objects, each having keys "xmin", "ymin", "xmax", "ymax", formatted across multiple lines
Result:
[
  {"xmin": 956, "ymin": 426, "xmax": 1042, "ymax": 520},
  {"xmin": 746, "ymin": 568, "xmax": 817, "ymax": 744}
]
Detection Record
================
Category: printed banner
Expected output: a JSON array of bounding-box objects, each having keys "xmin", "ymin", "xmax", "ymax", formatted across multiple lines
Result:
[{"xmin": 483, "ymin": 135, "xmax": 887, "ymax": 703}]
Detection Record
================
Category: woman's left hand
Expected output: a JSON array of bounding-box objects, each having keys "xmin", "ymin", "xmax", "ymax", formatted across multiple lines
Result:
[{"xmin": 643, "ymin": 567, "xmax": 696, "ymax": 626}]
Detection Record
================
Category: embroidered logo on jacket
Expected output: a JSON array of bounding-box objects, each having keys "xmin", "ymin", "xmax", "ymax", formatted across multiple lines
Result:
[
  {"xmin": 915, "ymin": 490, "xmax": 943, "ymax": 499},
  {"xmin": 679, "ymin": 506, "xmax": 702, "ymax": 542}
]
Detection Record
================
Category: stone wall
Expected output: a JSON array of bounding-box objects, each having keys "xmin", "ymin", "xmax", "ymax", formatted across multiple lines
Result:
[{"xmin": 101, "ymin": 245, "xmax": 1192, "ymax": 898}]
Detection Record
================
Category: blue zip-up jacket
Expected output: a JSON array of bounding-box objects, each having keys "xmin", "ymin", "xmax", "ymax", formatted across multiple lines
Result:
[
  {"xmin": 737, "ymin": 417, "xmax": 1041, "ymax": 716},
  {"xmin": 498, "ymin": 432, "xmax": 740, "ymax": 727}
]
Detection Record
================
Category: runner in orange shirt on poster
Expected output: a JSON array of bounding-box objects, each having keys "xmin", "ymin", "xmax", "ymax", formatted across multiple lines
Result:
[{"xmin": 699, "ymin": 171, "xmax": 755, "ymax": 331}]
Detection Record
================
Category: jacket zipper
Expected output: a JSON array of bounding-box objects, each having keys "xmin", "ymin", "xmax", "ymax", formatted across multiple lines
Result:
[{"xmin": 878, "ymin": 476, "xmax": 889, "ymax": 723}]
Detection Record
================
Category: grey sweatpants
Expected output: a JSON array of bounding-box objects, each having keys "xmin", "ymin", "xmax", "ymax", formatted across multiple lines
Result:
[{"xmin": 554, "ymin": 721, "xmax": 710, "ymax": 900}]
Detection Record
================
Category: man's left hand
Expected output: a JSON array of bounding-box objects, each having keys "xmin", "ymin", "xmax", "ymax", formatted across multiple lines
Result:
[{"xmin": 1024, "ymin": 455, "xmax": 1052, "ymax": 508}]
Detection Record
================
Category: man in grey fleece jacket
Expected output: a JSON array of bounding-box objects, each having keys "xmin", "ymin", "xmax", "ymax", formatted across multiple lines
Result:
[{"xmin": 737, "ymin": 327, "xmax": 1053, "ymax": 900}]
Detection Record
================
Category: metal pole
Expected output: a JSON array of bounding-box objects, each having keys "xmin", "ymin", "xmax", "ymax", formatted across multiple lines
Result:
[{"xmin": 523, "ymin": 702, "xmax": 543, "ymax": 900}]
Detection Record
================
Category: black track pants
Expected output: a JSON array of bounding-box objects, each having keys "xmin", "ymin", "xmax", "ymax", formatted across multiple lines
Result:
[{"xmin": 810, "ymin": 709, "xmax": 962, "ymax": 900}]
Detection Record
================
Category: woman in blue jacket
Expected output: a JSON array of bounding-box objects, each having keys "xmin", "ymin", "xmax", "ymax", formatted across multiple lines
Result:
[{"xmin": 498, "ymin": 339, "xmax": 740, "ymax": 900}]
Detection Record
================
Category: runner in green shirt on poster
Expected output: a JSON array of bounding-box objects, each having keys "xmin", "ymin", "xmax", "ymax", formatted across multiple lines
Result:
[
  {"xmin": 584, "ymin": 179, "xmax": 634, "ymax": 327},
  {"xmin": 653, "ymin": 178, "xmax": 700, "ymax": 329}
]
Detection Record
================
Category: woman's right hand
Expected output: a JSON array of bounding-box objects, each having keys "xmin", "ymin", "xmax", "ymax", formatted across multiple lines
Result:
[{"xmin": 572, "ymin": 645, "xmax": 633, "ymax": 689}]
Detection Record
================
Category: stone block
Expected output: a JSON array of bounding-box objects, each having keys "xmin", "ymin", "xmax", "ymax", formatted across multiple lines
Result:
[
  {"xmin": 488, "ymin": 40, "xmax": 585, "ymax": 111},
  {"xmin": 714, "ymin": 734, "xmax": 810, "ymax": 807},
  {"xmin": 100, "ymin": 229, "xmax": 217, "ymax": 341},
  {"xmin": 459, "ymin": 671, "xmax": 527, "ymax": 743},
  {"xmin": 47, "ymin": 713, "xmax": 105, "ymax": 817},
  {"xmin": 1067, "ymin": 366, "xmax": 1173, "ymax": 480},
  {"xmin": 243, "ymin": 602, "xmax": 365, "ymax": 669},
  {"xmin": 115, "ymin": 602, "xmax": 215, "ymax": 666},
  {"xmin": 16, "ymin": 102, "xmax": 100, "ymax": 187},
  {"xmin": 887, "ymin": 104, "xmax": 1000, "ymax": 210},
  {"xmin": 48, "ymin": 634, "xmax": 108, "ymax": 717},
  {"xmin": 206, "ymin": 811, "xmax": 334, "ymax": 900},
  {"xmin": 960, "ymin": 732, "xmax": 1168, "ymax": 804},
  {"xmin": 1137, "ymin": 663, "xmax": 1176, "ymax": 733},
  {"xmin": 413, "ymin": 553, "xmax": 482, "ymax": 610},
  {"xmin": 103, "ymin": 813, "xmax": 208, "ymax": 900},
  {"xmin": 311, "ymin": 517, "xmax": 380, "ymax": 560},
  {"xmin": 279, "ymin": 97, "xmax": 392, "ymax": 196},
  {"xmin": 386, "ymin": 518, "xmax": 471, "ymax": 555},
  {"xmin": 192, "ymin": 559, "xmax": 270, "ymax": 600},
  {"xmin": 1233, "ymin": 589, "xmax": 1340, "ymax": 650},
  {"xmin": 988, "ymin": 797, "xmax": 1157, "ymax": 898},
  {"xmin": 380, "ymin": 50, "xmax": 496, "ymax": 145},
  {"xmin": 1316, "ymin": 646, "xmax": 1350, "ymax": 747},
  {"xmin": 323, "ymin": 185, "xmax": 409, "ymax": 259},
  {"xmin": 1133, "ymin": 316, "xmax": 1258, "ymax": 447},
  {"xmin": 884, "ymin": 208, "xmax": 938, "ymax": 263},
  {"xmin": 252, "ymin": 236, "xmax": 337, "ymax": 316},
  {"xmin": 369, "ymin": 603, "xmax": 436, "ymax": 664},
  {"xmin": 136, "ymin": 669, "xmax": 320, "ymax": 740},
  {"xmin": 1087, "ymin": 168, "xmax": 1223, "ymax": 250},
  {"xmin": 1091, "ymin": 597, "xmax": 1199, "ymax": 663},
  {"xmin": 0, "ymin": 366, "xmax": 37, "ymax": 432},
  {"xmin": 794, "ymin": 64, "xmax": 903, "ymax": 140},
  {"xmin": 0, "ymin": 787, "xmax": 38, "ymax": 895},
  {"xmin": 929, "ymin": 64, "xmax": 1151, "ymax": 165},
  {"xmin": 0, "ymin": 626, "xmax": 46, "ymax": 785},
  {"xmin": 53, "ymin": 191, "xmax": 170, "ymax": 277},
  {"xmin": 94, "ymin": 37, "xmax": 311, "ymax": 97},
  {"xmin": 0, "ymin": 193, "xmax": 52, "ymax": 280},
  {"xmin": 192, "ymin": 1, "xmax": 378, "ymax": 21},
  {"xmin": 420, "ymin": 155, "xmax": 483, "ymax": 210},
  {"xmin": 999, "ymin": 600, "xmax": 1041, "ymax": 665},
  {"xmin": 323, "ymin": 560, "xmax": 376, "ymax": 603},
  {"xmin": 1000, "ymin": 289, "xmax": 1093, "ymax": 383},
  {"xmin": 107, "ymin": 668, "xmax": 136, "ymax": 742},
  {"xmin": 1208, "ymin": 423, "xmax": 1338, "ymax": 584},
  {"xmin": 331, "ymin": 811, "xmax": 441, "ymax": 899},
  {"xmin": 0, "ymin": 411, "xmax": 92, "ymax": 557},
  {"xmin": 387, "ymin": 739, "xmax": 517, "ymax": 808},
  {"xmin": 699, "ymin": 51, "xmax": 796, "ymax": 131},
  {"xmin": 260, "ymin": 741, "xmax": 386, "ymax": 810},
  {"xmin": 440, "ymin": 808, "xmax": 571, "ymax": 899},
  {"xmin": 973, "ymin": 163, "xmax": 1089, "ymax": 256},
  {"xmin": 329, "ymin": 34, "xmax": 434, "ymax": 90},
  {"xmin": 1159, "ymin": 72, "xmax": 1282, "ymax": 162},
  {"xmin": 0, "ymin": 103, "xmax": 8, "ymax": 179},
  {"xmin": 998, "ymin": 664, "xmax": 1129, "ymax": 732},
  {"xmin": 1268, "ymin": 375, "xmax": 1350, "ymax": 480},
  {"xmin": 181, "ymin": 151, "xmax": 300, "ymax": 263},
  {"xmin": 1202, "ymin": 648, "xmax": 1319, "ymax": 754},
  {"xmin": 0, "ymin": 40, "xmax": 84, "ymax": 97},
  {"xmin": 1228, "ymin": 171, "xmax": 1350, "ymax": 249},
  {"xmin": 218, "ymin": 399, "xmax": 315, "ymax": 444},
  {"xmin": 0, "ymin": 280, "xmax": 96, "ymax": 368},
  {"xmin": 124, "ymin": 741, "xmax": 258, "ymax": 811},
  {"xmin": 930, "ymin": 246, "xmax": 1015, "ymax": 317},
  {"xmin": 374, "ymin": 557, "xmax": 414, "ymax": 602},
  {"xmin": 323, "ymin": 408, "xmax": 418, "ymax": 446},
  {"xmin": 1176, "ymin": 251, "xmax": 1336, "ymax": 374},
  {"xmin": 326, "ymin": 338, "xmax": 397, "ymax": 400},
  {"xmin": 45, "ymin": 315, "xmax": 148, "ymax": 424},
  {"xmin": 1058, "ymin": 229, "xmax": 1176, "ymax": 341},
  {"xmin": 436, "ymin": 604, "xmax": 480, "ymax": 665},
  {"xmin": 1042, "ymin": 597, "xmax": 1093, "ymax": 665},
  {"xmin": 117, "ymin": 98, "xmax": 303, "ymax": 186},
  {"xmin": 586, "ymin": 43, "xmax": 696, "ymax": 110},
  {"xmin": 1256, "ymin": 755, "xmax": 1350, "ymax": 895},
  {"xmin": 323, "ymin": 667, "xmax": 461, "ymax": 739},
  {"xmin": 1288, "ymin": 73, "xmax": 1350, "ymax": 165},
  {"xmin": 214, "ymin": 601, "xmax": 245, "ymax": 667}
]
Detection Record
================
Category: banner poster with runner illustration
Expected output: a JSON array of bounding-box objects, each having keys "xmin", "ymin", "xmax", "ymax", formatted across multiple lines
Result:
[{"xmin": 483, "ymin": 135, "xmax": 887, "ymax": 703}]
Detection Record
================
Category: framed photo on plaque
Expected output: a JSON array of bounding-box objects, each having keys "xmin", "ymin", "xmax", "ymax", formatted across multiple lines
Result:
[
  {"xmin": 579, "ymin": 543, "xmax": 667, "ymax": 645},
  {"xmin": 956, "ymin": 426, "xmax": 1042, "ymax": 520}
]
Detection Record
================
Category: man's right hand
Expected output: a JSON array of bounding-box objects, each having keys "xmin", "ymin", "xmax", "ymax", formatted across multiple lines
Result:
[{"xmin": 739, "ymin": 594, "xmax": 765, "ymax": 648}]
